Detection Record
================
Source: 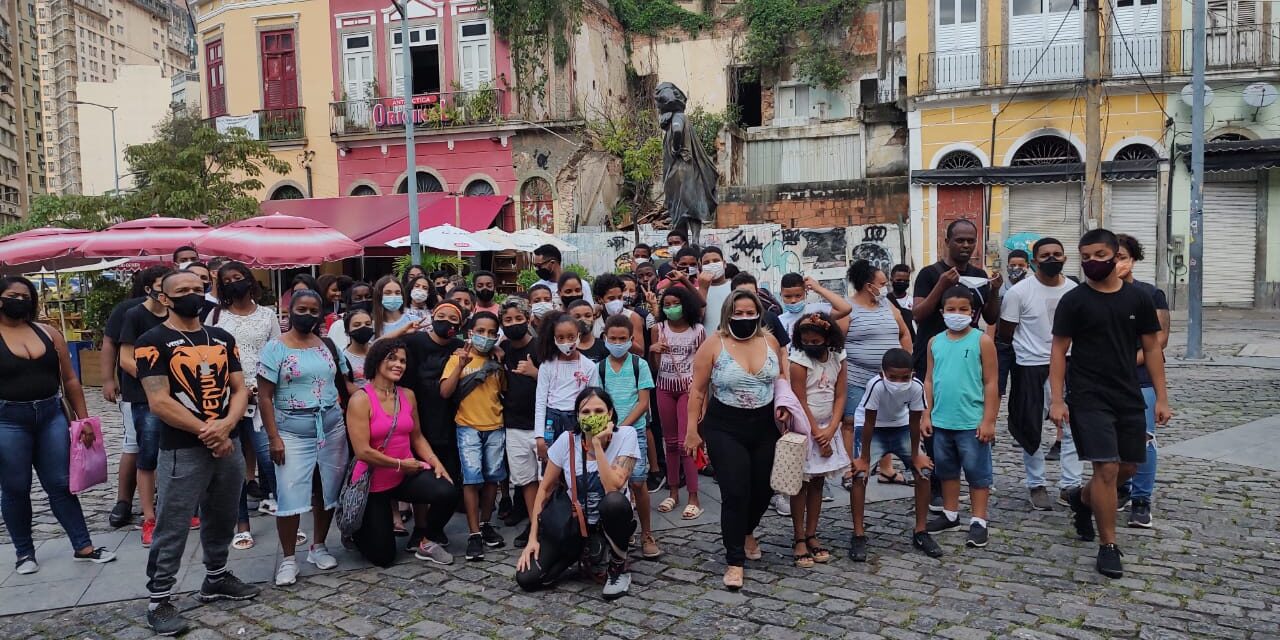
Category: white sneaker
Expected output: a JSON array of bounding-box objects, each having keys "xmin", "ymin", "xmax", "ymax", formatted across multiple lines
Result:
[
  {"xmin": 258, "ymin": 498, "xmax": 277, "ymax": 515},
  {"xmin": 772, "ymin": 493, "xmax": 791, "ymax": 517},
  {"xmin": 306, "ymin": 545, "xmax": 338, "ymax": 570},
  {"xmin": 274, "ymin": 558, "xmax": 298, "ymax": 586},
  {"xmin": 15, "ymin": 556, "xmax": 38, "ymax": 575}
]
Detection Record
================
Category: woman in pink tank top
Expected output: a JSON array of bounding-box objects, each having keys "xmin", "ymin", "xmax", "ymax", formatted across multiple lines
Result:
[{"xmin": 344, "ymin": 340, "xmax": 460, "ymax": 567}]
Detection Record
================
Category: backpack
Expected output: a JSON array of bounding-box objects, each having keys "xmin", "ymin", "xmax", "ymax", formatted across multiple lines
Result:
[{"xmin": 597, "ymin": 353, "xmax": 641, "ymax": 389}]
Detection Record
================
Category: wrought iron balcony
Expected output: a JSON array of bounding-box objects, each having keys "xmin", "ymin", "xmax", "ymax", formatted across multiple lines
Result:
[
  {"xmin": 329, "ymin": 87, "xmax": 505, "ymax": 138},
  {"xmin": 256, "ymin": 107, "xmax": 306, "ymax": 142}
]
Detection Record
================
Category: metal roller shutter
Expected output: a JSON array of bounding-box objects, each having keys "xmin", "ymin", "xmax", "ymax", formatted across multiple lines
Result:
[
  {"xmin": 1203, "ymin": 177, "xmax": 1257, "ymax": 307},
  {"xmin": 1106, "ymin": 180, "xmax": 1159, "ymax": 283},
  {"xmin": 1006, "ymin": 183, "xmax": 1084, "ymax": 263}
]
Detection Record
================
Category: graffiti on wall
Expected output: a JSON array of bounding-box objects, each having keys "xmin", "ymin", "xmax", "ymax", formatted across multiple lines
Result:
[{"xmin": 560, "ymin": 223, "xmax": 904, "ymax": 297}]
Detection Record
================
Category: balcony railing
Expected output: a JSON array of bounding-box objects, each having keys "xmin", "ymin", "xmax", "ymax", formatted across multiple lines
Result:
[
  {"xmin": 919, "ymin": 22, "xmax": 1280, "ymax": 94},
  {"xmin": 329, "ymin": 87, "xmax": 505, "ymax": 137},
  {"xmin": 256, "ymin": 107, "xmax": 306, "ymax": 142}
]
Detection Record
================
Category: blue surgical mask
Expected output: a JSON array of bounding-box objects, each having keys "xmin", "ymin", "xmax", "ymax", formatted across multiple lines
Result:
[
  {"xmin": 605, "ymin": 341, "xmax": 630, "ymax": 359},
  {"xmin": 471, "ymin": 334, "xmax": 497, "ymax": 353},
  {"xmin": 381, "ymin": 295, "xmax": 403, "ymax": 311},
  {"xmin": 782, "ymin": 301, "xmax": 806, "ymax": 314}
]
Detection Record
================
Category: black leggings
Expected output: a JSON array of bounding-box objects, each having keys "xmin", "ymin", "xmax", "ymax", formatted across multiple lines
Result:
[
  {"xmin": 516, "ymin": 491, "xmax": 635, "ymax": 591},
  {"xmin": 702, "ymin": 399, "xmax": 778, "ymax": 567},
  {"xmin": 353, "ymin": 472, "xmax": 459, "ymax": 567}
]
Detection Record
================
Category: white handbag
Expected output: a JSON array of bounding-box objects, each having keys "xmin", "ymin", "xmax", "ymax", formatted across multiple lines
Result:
[{"xmin": 770, "ymin": 432, "xmax": 810, "ymax": 496}]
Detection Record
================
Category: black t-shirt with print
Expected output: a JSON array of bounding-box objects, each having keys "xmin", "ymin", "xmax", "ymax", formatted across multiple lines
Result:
[
  {"xmin": 911, "ymin": 260, "xmax": 992, "ymax": 374},
  {"xmin": 500, "ymin": 337, "xmax": 540, "ymax": 430},
  {"xmin": 135, "ymin": 324, "xmax": 242, "ymax": 449},
  {"xmin": 402, "ymin": 332, "xmax": 465, "ymax": 442},
  {"xmin": 1052, "ymin": 281, "xmax": 1160, "ymax": 413},
  {"xmin": 118, "ymin": 302, "xmax": 169, "ymax": 404}
]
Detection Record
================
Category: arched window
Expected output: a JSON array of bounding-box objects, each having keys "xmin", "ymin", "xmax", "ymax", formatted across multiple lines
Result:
[
  {"xmin": 350, "ymin": 184, "xmax": 377, "ymax": 196},
  {"xmin": 464, "ymin": 179, "xmax": 496, "ymax": 196},
  {"xmin": 1011, "ymin": 135, "xmax": 1080, "ymax": 166},
  {"xmin": 1211, "ymin": 133, "xmax": 1249, "ymax": 143},
  {"xmin": 937, "ymin": 150, "xmax": 982, "ymax": 169},
  {"xmin": 1114, "ymin": 144, "xmax": 1158, "ymax": 162},
  {"xmin": 397, "ymin": 171, "xmax": 443, "ymax": 194},
  {"xmin": 270, "ymin": 184, "xmax": 305, "ymax": 200},
  {"xmin": 520, "ymin": 177, "xmax": 554, "ymax": 233}
]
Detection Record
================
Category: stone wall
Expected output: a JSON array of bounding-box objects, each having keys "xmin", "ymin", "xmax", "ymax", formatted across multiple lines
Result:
[{"xmin": 716, "ymin": 176, "xmax": 909, "ymax": 229}]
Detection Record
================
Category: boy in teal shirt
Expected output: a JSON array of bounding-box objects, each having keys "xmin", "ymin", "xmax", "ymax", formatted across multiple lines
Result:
[{"xmin": 923, "ymin": 285, "xmax": 998, "ymax": 548}]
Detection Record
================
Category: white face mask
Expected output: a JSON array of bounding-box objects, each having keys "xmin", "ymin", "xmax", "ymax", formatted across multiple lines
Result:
[
  {"xmin": 943, "ymin": 313, "xmax": 972, "ymax": 332},
  {"xmin": 410, "ymin": 288, "xmax": 430, "ymax": 303},
  {"xmin": 634, "ymin": 257, "xmax": 649, "ymax": 264},
  {"xmin": 702, "ymin": 262, "xmax": 725, "ymax": 280},
  {"xmin": 882, "ymin": 377, "xmax": 914, "ymax": 395},
  {"xmin": 873, "ymin": 285, "xmax": 888, "ymax": 303},
  {"xmin": 604, "ymin": 299, "xmax": 625, "ymax": 316},
  {"xmin": 556, "ymin": 340, "xmax": 577, "ymax": 355},
  {"xmin": 531, "ymin": 301, "xmax": 555, "ymax": 318}
]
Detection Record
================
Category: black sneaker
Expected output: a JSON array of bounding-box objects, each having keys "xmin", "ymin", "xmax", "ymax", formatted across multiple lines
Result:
[
  {"xmin": 480, "ymin": 522, "xmax": 505, "ymax": 549},
  {"xmin": 108, "ymin": 501, "xmax": 133, "ymax": 528},
  {"xmin": 1045, "ymin": 440, "xmax": 1062, "ymax": 461},
  {"xmin": 928, "ymin": 495, "xmax": 944, "ymax": 513},
  {"xmin": 1096, "ymin": 543, "xmax": 1124, "ymax": 578},
  {"xmin": 1066, "ymin": 486, "xmax": 1096, "ymax": 542},
  {"xmin": 497, "ymin": 494, "xmax": 513, "ymax": 521},
  {"xmin": 1116, "ymin": 485, "xmax": 1132, "ymax": 512},
  {"xmin": 926, "ymin": 512, "xmax": 962, "ymax": 533},
  {"xmin": 912, "ymin": 531, "xmax": 945, "ymax": 558},
  {"xmin": 965, "ymin": 522, "xmax": 989, "ymax": 548},
  {"xmin": 646, "ymin": 472, "xmax": 667, "ymax": 493},
  {"xmin": 1128, "ymin": 499, "xmax": 1153, "ymax": 528},
  {"xmin": 73, "ymin": 547, "xmax": 117, "ymax": 564},
  {"xmin": 848, "ymin": 534, "xmax": 868, "ymax": 562},
  {"xmin": 196, "ymin": 572, "xmax": 261, "ymax": 602},
  {"xmin": 465, "ymin": 534, "xmax": 485, "ymax": 561},
  {"xmin": 514, "ymin": 523, "xmax": 531, "ymax": 548},
  {"xmin": 503, "ymin": 498, "xmax": 527, "ymax": 527},
  {"xmin": 245, "ymin": 479, "xmax": 267, "ymax": 501},
  {"xmin": 146, "ymin": 600, "xmax": 189, "ymax": 637}
]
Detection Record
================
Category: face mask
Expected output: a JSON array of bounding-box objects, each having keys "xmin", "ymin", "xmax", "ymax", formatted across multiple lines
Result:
[
  {"xmin": 702, "ymin": 262, "xmax": 725, "ymax": 280},
  {"xmin": 605, "ymin": 341, "xmax": 630, "ymax": 359},
  {"xmin": 531, "ymin": 301, "xmax": 555, "ymax": 318},
  {"xmin": 799, "ymin": 344, "xmax": 827, "ymax": 359},
  {"xmin": 290, "ymin": 312, "xmax": 320, "ymax": 334},
  {"xmin": 782, "ymin": 301, "xmax": 806, "ymax": 314},
  {"xmin": 381, "ymin": 295, "xmax": 404, "ymax": 311},
  {"xmin": 882, "ymin": 377, "xmax": 914, "ymax": 395},
  {"xmin": 476, "ymin": 288, "xmax": 496, "ymax": 302},
  {"xmin": 684, "ymin": 266, "xmax": 699, "ymax": 277},
  {"xmin": 575, "ymin": 320, "xmax": 592, "ymax": 336},
  {"xmin": 431, "ymin": 319, "xmax": 459, "ymax": 338},
  {"xmin": 873, "ymin": 286, "xmax": 888, "ymax": 303},
  {"xmin": 0, "ymin": 297, "xmax": 32, "ymax": 319},
  {"xmin": 146, "ymin": 288, "xmax": 161, "ymax": 301},
  {"xmin": 892, "ymin": 281, "xmax": 910, "ymax": 295},
  {"xmin": 604, "ymin": 299, "xmax": 625, "ymax": 316},
  {"xmin": 556, "ymin": 340, "xmax": 577, "ymax": 355},
  {"xmin": 168, "ymin": 293, "xmax": 204, "ymax": 319},
  {"xmin": 1008, "ymin": 267, "xmax": 1028, "ymax": 284},
  {"xmin": 224, "ymin": 279, "xmax": 253, "ymax": 300},
  {"xmin": 410, "ymin": 288, "xmax": 430, "ymax": 303},
  {"xmin": 471, "ymin": 334, "xmax": 497, "ymax": 353},
  {"xmin": 728, "ymin": 316, "xmax": 759, "ymax": 340},
  {"xmin": 622, "ymin": 294, "xmax": 636, "ymax": 307},
  {"xmin": 560, "ymin": 294, "xmax": 583, "ymax": 307},
  {"xmin": 176, "ymin": 261, "xmax": 193, "ymax": 270},
  {"xmin": 634, "ymin": 257, "xmax": 649, "ymax": 264},
  {"xmin": 578, "ymin": 412, "xmax": 610, "ymax": 437},
  {"xmin": 535, "ymin": 267, "xmax": 555, "ymax": 281},
  {"xmin": 663, "ymin": 305, "xmax": 683, "ymax": 321},
  {"xmin": 1038, "ymin": 259, "xmax": 1065, "ymax": 278},
  {"xmin": 348, "ymin": 300, "xmax": 372, "ymax": 313},
  {"xmin": 349, "ymin": 326, "xmax": 375, "ymax": 344},
  {"xmin": 503, "ymin": 322, "xmax": 528, "ymax": 341},
  {"xmin": 1081, "ymin": 258, "xmax": 1116, "ymax": 282},
  {"xmin": 943, "ymin": 313, "xmax": 972, "ymax": 332}
]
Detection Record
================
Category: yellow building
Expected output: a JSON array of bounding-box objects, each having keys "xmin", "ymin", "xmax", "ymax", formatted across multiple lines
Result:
[
  {"xmin": 190, "ymin": 0, "xmax": 337, "ymax": 200},
  {"xmin": 906, "ymin": 0, "xmax": 1176, "ymax": 288}
]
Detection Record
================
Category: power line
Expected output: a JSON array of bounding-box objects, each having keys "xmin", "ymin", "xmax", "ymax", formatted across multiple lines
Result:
[{"xmin": 1104, "ymin": 0, "xmax": 1173, "ymax": 123}]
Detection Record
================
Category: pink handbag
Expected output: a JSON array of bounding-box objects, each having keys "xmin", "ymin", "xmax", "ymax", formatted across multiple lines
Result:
[{"xmin": 69, "ymin": 417, "xmax": 107, "ymax": 494}]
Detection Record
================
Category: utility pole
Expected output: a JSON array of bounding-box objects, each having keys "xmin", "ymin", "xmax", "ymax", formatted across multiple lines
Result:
[
  {"xmin": 1083, "ymin": 0, "xmax": 1104, "ymax": 227},
  {"xmin": 1187, "ymin": 0, "xmax": 1206, "ymax": 358},
  {"xmin": 394, "ymin": 1, "xmax": 421, "ymax": 264}
]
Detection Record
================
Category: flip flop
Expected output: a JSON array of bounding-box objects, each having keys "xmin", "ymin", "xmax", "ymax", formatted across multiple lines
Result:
[
  {"xmin": 232, "ymin": 531, "xmax": 254, "ymax": 550},
  {"xmin": 681, "ymin": 504, "xmax": 703, "ymax": 520},
  {"xmin": 296, "ymin": 531, "xmax": 308, "ymax": 545},
  {"xmin": 841, "ymin": 473, "xmax": 855, "ymax": 491},
  {"xmin": 877, "ymin": 471, "xmax": 914, "ymax": 486},
  {"xmin": 657, "ymin": 497, "xmax": 678, "ymax": 513}
]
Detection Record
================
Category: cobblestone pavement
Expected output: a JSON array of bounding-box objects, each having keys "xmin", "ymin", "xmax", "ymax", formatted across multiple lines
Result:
[{"xmin": 3, "ymin": 311, "xmax": 1280, "ymax": 639}]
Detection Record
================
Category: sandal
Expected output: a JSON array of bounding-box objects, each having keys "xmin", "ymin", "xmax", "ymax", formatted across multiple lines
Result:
[
  {"xmin": 296, "ymin": 531, "xmax": 308, "ymax": 545},
  {"xmin": 806, "ymin": 535, "xmax": 831, "ymax": 564},
  {"xmin": 744, "ymin": 535, "xmax": 763, "ymax": 561},
  {"xmin": 681, "ymin": 504, "xmax": 703, "ymax": 520},
  {"xmin": 841, "ymin": 472, "xmax": 855, "ymax": 491},
  {"xmin": 877, "ymin": 471, "xmax": 914, "ymax": 486},
  {"xmin": 793, "ymin": 539, "xmax": 814, "ymax": 568},
  {"xmin": 657, "ymin": 497, "xmax": 678, "ymax": 513},
  {"xmin": 723, "ymin": 566, "xmax": 744, "ymax": 590},
  {"xmin": 232, "ymin": 531, "xmax": 254, "ymax": 551}
]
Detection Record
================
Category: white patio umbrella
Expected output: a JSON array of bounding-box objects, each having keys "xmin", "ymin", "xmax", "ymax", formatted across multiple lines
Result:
[
  {"xmin": 472, "ymin": 227, "xmax": 520, "ymax": 251},
  {"xmin": 385, "ymin": 224, "xmax": 502, "ymax": 252},
  {"xmin": 509, "ymin": 228, "xmax": 578, "ymax": 253}
]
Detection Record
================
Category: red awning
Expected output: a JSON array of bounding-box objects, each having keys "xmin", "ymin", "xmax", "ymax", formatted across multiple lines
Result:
[{"xmin": 259, "ymin": 194, "xmax": 509, "ymax": 248}]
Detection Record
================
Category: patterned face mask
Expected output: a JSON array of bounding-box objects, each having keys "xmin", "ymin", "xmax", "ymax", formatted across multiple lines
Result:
[{"xmin": 578, "ymin": 413, "xmax": 610, "ymax": 437}]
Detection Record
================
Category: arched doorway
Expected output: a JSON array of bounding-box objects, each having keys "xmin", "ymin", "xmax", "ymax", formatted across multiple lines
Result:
[
  {"xmin": 1106, "ymin": 143, "xmax": 1160, "ymax": 283},
  {"xmin": 1006, "ymin": 135, "xmax": 1083, "ymax": 262},
  {"xmin": 397, "ymin": 171, "xmax": 443, "ymax": 194},
  {"xmin": 464, "ymin": 179, "xmax": 496, "ymax": 196},
  {"xmin": 270, "ymin": 184, "xmax": 305, "ymax": 200},
  {"xmin": 520, "ymin": 177, "xmax": 554, "ymax": 233},
  {"xmin": 934, "ymin": 150, "xmax": 986, "ymax": 263},
  {"xmin": 350, "ymin": 184, "xmax": 377, "ymax": 196}
]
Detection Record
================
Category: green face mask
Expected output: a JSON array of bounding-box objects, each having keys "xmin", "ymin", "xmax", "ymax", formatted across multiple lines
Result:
[
  {"xmin": 578, "ymin": 413, "xmax": 611, "ymax": 437},
  {"xmin": 663, "ymin": 305, "xmax": 683, "ymax": 321}
]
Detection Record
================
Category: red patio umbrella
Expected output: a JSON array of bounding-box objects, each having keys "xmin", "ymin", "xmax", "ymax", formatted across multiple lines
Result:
[
  {"xmin": 0, "ymin": 227, "xmax": 93, "ymax": 266},
  {"xmin": 193, "ymin": 213, "xmax": 362, "ymax": 268},
  {"xmin": 76, "ymin": 216, "xmax": 211, "ymax": 258}
]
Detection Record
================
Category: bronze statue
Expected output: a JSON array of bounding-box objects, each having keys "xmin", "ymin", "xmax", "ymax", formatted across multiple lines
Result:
[{"xmin": 656, "ymin": 82, "xmax": 718, "ymax": 247}]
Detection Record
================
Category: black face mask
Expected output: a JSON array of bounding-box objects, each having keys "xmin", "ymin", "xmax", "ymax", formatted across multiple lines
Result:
[
  {"xmin": 349, "ymin": 326, "xmax": 375, "ymax": 344},
  {"xmin": 892, "ymin": 281, "xmax": 910, "ymax": 295},
  {"xmin": 432, "ymin": 320, "xmax": 459, "ymax": 338},
  {"xmin": 168, "ymin": 294, "xmax": 204, "ymax": 319},
  {"xmin": 535, "ymin": 267, "xmax": 555, "ymax": 281},
  {"xmin": 728, "ymin": 317, "xmax": 759, "ymax": 340},
  {"xmin": 0, "ymin": 297, "xmax": 32, "ymax": 320},
  {"xmin": 477, "ymin": 288, "xmax": 496, "ymax": 302},
  {"xmin": 503, "ymin": 322, "xmax": 529, "ymax": 341},
  {"xmin": 223, "ymin": 279, "xmax": 253, "ymax": 300},
  {"xmin": 576, "ymin": 320, "xmax": 592, "ymax": 336},
  {"xmin": 799, "ymin": 344, "xmax": 827, "ymax": 360},
  {"xmin": 1037, "ymin": 259, "xmax": 1065, "ymax": 278},
  {"xmin": 560, "ymin": 294, "xmax": 583, "ymax": 307},
  {"xmin": 347, "ymin": 300, "xmax": 372, "ymax": 313},
  {"xmin": 290, "ymin": 312, "xmax": 320, "ymax": 334},
  {"xmin": 146, "ymin": 288, "xmax": 161, "ymax": 301}
]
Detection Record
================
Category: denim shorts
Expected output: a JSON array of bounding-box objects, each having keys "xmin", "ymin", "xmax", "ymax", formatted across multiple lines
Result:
[
  {"xmin": 842, "ymin": 384, "xmax": 866, "ymax": 419},
  {"xmin": 129, "ymin": 403, "xmax": 163, "ymax": 471},
  {"xmin": 932, "ymin": 428, "xmax": 993, "ymax": 488},
  {"xmin": 630, "ymin": 425, "xmax": 649, "ymax": 484},
  {"xmin": 273, "ymin": 405, "xmax": 348, "ymax": 517},
  {"xmin": 866, "ymin": 425, "xmax": 914, "ymax": 472},
  {"xmin": 457, "ymin": 426, "xmax": 508, "ymax": 485}
]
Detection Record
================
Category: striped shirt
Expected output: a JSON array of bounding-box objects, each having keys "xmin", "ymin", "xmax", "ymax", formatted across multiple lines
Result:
[
  {"xmin": 655, "ymin": 322, "xmax": 705, "ymax": 393},
  {"xmin": 843, "ymin": 298, "xmax": 902, "ymax": 388}
]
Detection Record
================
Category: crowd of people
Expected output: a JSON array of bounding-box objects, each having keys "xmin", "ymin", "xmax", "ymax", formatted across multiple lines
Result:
[{"xmin": 0, "ymin": 223, "xmax": 1172, "ymax": 636}]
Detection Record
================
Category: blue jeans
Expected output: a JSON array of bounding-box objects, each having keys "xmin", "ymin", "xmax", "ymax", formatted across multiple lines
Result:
[
  {"xmin": 1126, "ymin": 386, "xmax": 1158, "ymax": 500},
  {"xmin": 0, "ymin": 397, "xmax": 93, "ymax": 558},
  {"xmin": 129, "ymin": 403, "xmax": 163, "ymax": 471},
  {"xmin": 457, "ymin": 426, "xmax": 508, "ymax": 485},
  {"xmin": 1023, "ymin": 425, "xmax": 1084, "ymax": 490},
  {"xmin": 237, "ymin": 416, "xmax": 275, "ymax": 525},
  {"xmin": 932, "ymin": 428, "xmax": 993, "ymax": 489}
]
